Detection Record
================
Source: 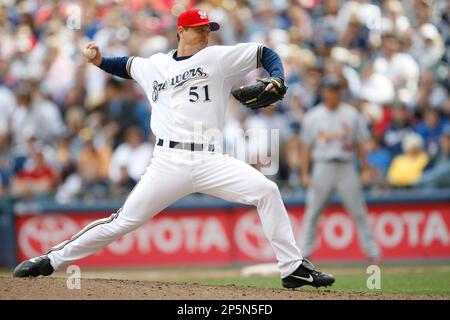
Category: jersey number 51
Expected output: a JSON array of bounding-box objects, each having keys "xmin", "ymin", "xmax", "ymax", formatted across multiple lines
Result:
[{"xmin": 189, "ymin": 85, "xmax": 211, "ymax": 102}]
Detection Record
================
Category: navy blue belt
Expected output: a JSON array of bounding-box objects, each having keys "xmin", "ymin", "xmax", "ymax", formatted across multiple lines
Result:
[
  {"xmin": 324, "ymin": 158, "xmax": 350, "ymax": 163},
  {"xmin": 157, "ymin": 138, "xmax": 215, "ymax": 152}
]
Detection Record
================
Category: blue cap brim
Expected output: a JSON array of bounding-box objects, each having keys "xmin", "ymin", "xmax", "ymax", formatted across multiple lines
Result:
[
  {"xmin": 209, "ymin": 22, "xmax": 220, "ymax": 31},
  {"xmin": 184, "ymin": 21, "xmax": 220, "ymax": 31}
]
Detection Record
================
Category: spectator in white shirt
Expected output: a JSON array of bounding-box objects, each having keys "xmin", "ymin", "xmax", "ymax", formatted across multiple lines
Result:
[
  {"xmin": 12, "ymin": 85, "xmax": 66, "ymax": 147},
  {"xmin": 109, "ymin": 126, "xmax": 153, "ymax": 186},
  {"xmin": 0, "ymin": 84, "xmax": 16, "ymax": 138},
  {"xmin": 373, "ymin": 33, "xmax": 420, "ymax": 105}
]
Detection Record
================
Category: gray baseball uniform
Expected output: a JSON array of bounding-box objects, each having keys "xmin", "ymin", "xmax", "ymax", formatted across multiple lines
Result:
[{"xmin": 300, "ymin": 102, "xmax": 380, "ymax": 259}]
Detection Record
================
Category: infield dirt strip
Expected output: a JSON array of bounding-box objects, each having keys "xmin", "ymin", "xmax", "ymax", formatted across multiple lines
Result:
[{"xmin": 0, "ymin": 277, "xmax": 446, "ymax": 300}]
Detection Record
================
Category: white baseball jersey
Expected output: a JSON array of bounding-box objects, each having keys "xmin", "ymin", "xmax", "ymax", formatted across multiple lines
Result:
[
  {"xmin": 127, "ymin": 43, "xmax": 264, "ymax": 143},
  {"xmin": 301, "ymin": 103, "xmax": 370, "ymax": 161}
]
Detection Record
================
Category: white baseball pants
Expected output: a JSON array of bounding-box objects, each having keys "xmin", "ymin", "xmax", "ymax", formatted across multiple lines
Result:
[{"xmin": 47, "ymin": 146, "xmax": 303, "ymax": 278}]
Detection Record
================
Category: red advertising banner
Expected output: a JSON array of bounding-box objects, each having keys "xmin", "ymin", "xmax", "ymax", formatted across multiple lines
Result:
[
  {"xmin": 15, "ymin": 203, "xmax": 450, "ymax": 266},
  {"xmin": 16, "ymin": 210, "xmax": 232, "ymax": 267},
  {"xmin": 233, "ymin": 203, "xmax": 450, "ymax": 262}
]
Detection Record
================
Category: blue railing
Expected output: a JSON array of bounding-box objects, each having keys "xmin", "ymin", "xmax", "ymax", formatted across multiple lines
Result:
[{"xmin": 9, "ymin": 189, "xmax": 450, "ymax": 214}]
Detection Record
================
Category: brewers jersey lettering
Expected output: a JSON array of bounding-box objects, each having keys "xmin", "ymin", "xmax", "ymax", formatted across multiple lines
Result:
[{"xmin": 128, "ymin": 43, "xmax": 264, "ymax": 143}]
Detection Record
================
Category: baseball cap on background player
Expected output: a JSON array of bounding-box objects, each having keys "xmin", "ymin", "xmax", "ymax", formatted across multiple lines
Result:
[
  {"xmin": 320, "ymin": 75, "xmax": 342, "ymax": 90},
  {"xmin": 177, "ymin": 9, "xmax": 220, "ymax": 31}
]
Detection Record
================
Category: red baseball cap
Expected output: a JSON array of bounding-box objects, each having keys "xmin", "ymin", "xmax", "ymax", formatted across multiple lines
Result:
[{"xmin": 177, "ymin": 9, "xmax": 220, "ymax": 31}]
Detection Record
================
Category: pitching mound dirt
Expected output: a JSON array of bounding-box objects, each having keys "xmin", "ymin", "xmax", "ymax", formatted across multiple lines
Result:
[{"xmin": 0, "ymin": 276, "xmax": 445, "ymax": 300}]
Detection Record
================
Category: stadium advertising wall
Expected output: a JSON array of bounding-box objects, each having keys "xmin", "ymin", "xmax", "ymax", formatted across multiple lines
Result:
[{"xmin": 15, "ymin": 203, "xmax": 450, "ymax": 266}]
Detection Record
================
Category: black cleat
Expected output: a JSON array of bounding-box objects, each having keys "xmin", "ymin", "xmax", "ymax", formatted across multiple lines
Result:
[
  {"xmin": 13, "ymin": 255, "xmax": 54, "ymax": 278},
  {"xmin": 282, "ymin": 258, "xmax": 335, "ymax": 289}
]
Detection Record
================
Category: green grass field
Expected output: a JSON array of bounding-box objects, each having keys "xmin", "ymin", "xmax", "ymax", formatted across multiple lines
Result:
[{"xmin": 176, "ymin": 263, "xmax": 450, "ymax": 297}]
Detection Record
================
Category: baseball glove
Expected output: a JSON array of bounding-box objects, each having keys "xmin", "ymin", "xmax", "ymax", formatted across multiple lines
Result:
[{"xmin": 231, "ymin": 77, "xmax": 287, "ymax": 109}]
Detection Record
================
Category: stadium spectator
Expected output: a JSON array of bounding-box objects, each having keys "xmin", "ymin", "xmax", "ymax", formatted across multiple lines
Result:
[
  {"xmin": 411, "ymin": 23, "xmax": 445, "ymax": 70},
  {"xmin": 387, "ymin": 133, "xmax": 429, "ymax": 187},
  {"xmin": 109, "ymin": 126, "xmax": 153, "ymax": 188},
  {"xmin": 11, "ymin": 84, "xmax": 66, "ymax": 147},
  {"xmin": 53, "ymin": 135, "xmax": 73, "ymax": 172},
  {"xmin": 383, "ymin": 103, "xmax": 415, "ymax": 156},
  {"xmin": 76, "ymin": 128, "xmax": 111, "ymax": 194},
  {"xmin": 11, "ymin": 148, "xmax": 56, "ymax": 198},
  {"xmin": 105, "ymin": 79, "xmax": 151, "ymax": 145},
  {"xmin": 363, "ymin": 134, "xmax": 392, "ymax": 188},
  {"xmin": 416, "ymin": 124, "xmax": 450, "ymax": 189},
  {"xmin": 373, "ymin": 33, "xmax": 420, "ymax": 105},
  {"xmin": 339, "ymin": 13, "xmax": 370, "ymax": 51},
  {"xmin": 55, "ymin": 162, "xmax": 82, "ymax": 204},
  {"xmin": 0, "ymin": 83, "xmax": 16, "ymax": 141},
  {"xmin": 358, "ymin": 62, "xmax": 395, "ymax": 106},
  {"xmin": 414, "ymin": 107, "xmax": 447, "ymax": 158}
]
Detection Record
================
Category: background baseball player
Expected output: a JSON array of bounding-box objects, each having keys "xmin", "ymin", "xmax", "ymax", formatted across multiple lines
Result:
[
  {"xmin": 300, "ymin": 75, "xmax": 381, "ymax": 263},
  {"xmin": 13, "ymin": 9, "xmax": 334, "ymax": 289}
]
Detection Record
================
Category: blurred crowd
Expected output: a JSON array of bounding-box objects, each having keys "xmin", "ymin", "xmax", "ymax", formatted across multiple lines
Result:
[{"xmin": 0, "ymin": 0, "xmax": 449, "ymax": 202}]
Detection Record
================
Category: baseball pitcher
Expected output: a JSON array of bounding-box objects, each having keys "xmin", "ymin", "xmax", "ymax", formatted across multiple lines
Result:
[{"xmin": 14, "ymin": 9, "xmax": 334, "ymax": 289}]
